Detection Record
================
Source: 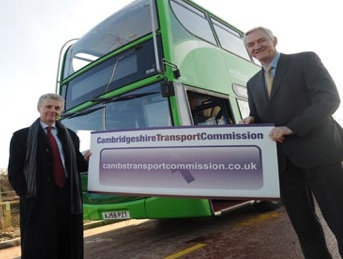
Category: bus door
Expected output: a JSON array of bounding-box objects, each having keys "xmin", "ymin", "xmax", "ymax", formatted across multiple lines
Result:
[{"xmin": 181, "ymin": 88, "xmax": 256, "ymax": 214}]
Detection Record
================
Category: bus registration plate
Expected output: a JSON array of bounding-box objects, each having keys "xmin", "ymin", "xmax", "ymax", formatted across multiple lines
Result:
[{"xmin": 102, "ymin": 211, "xmax": 130, "ymax": 219}]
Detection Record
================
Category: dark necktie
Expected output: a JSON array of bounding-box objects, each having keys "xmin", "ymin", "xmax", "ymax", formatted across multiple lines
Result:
[
  {"xmin": 47, "ymin": 126, "xmax": 66, "ymax": 188},
  {"xmin": 266, "ymin": 66, "xmax": 274, "ymax": 97}
]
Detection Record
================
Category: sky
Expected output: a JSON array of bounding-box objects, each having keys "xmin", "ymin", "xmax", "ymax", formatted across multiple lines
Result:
[{"xmin": 1, "ymin": 0, "xmax": 342, "ymax": 168}]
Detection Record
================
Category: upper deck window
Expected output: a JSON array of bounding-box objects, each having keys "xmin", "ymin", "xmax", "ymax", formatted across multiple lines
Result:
[
  {"xmin": 62, "ymin": 38, "xmax": 162, "ymax": 110},
  {"xmin": 63, "ymin": 0, "xmax": 157, "ymax": 78},
  {"xmin": 170, "ymin": 0, "xmax": 251, "ymax": 61},
  {"xmin": 170, "ymin": 0, "xmax": 216, "ymax": 45},
  {"xmin": 211, "ymin": 18, "xmax": 250, "ymax": 60}
]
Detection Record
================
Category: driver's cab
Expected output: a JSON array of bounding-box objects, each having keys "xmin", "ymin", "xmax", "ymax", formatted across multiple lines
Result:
[{"xmin": 187, "ymin": 91, "xmax": 234, "ymax": 126}]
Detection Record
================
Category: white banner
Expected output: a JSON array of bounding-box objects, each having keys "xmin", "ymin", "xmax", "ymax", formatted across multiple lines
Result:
[{"xmin": 88, "ymin": 125, "xmax": 280, "ymax": 199}]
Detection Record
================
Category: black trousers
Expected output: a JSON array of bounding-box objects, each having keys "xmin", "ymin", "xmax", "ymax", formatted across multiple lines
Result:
[{"xmin": 279, "ymin": 159, "xmax": 343, "ymax": 259}]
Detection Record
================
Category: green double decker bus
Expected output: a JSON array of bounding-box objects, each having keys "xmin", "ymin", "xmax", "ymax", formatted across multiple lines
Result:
[{"xmin": 56, "ymin": 0, "xmax": 280, "ymax": 220}]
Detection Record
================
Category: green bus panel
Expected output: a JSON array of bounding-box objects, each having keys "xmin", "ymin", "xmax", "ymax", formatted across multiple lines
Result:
[{"xmin": 145, "ymin": 197, "xmax": 213, "ymax": 218}]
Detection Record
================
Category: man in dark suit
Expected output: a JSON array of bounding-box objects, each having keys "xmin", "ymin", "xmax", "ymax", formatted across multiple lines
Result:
[
  {"xmin": 8, "ymin": 93, "xmax": 91, "ymax": 259},
  {"xmin": 241, "ymin": 27, "xmax": 343, "ymax": 258}
]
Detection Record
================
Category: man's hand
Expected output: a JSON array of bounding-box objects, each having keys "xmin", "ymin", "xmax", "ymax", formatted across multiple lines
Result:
[
  {"xmin": 83, "ymin": 150, "xmax": 92, "ymax": 161},
  {"xmin": 269, "ymin": 126, "xmax": 293, "ymax": 143},
  {"xmin": 239, "ymin": 116, "xmax": 255, "ymax": 124}
]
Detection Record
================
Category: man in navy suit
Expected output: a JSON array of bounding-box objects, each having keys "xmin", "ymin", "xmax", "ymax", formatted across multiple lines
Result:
[
  {"xmin": 241, "ymin": 27, "xmax": 343, "ymax": 258},
  {"xmin": 8, "ymin": 93, "xmax": 91, "ymax": 259}
]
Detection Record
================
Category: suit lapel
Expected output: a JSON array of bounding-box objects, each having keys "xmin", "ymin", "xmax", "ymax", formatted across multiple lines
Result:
[
  {"xmin": 255, "ymin": 70, "xmax": 269, "ymax": 102},
  {"xmin": 269, "ymin": 54, "xmax": 291, "ymax": 100}
]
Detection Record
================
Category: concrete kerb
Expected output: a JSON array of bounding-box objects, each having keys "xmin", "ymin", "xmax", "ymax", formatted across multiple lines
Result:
[{"xmin": 0, "ymin": 237, "xmax": 20, "ymax": 250}]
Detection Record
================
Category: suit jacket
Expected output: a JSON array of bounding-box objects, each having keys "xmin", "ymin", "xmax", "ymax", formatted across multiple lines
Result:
[
  {"xmin": 247, "ymin": 52, "xmax": 343, "ymax": 169},
  {"xmin": 8, "ymin": 123, "xmax": 88, "ymax": 196}
]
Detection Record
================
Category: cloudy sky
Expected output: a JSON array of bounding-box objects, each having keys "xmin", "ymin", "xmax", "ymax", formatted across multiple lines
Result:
[{"xmin": 1, "ymin": 0, "xmax": 342, "ymax": 168}]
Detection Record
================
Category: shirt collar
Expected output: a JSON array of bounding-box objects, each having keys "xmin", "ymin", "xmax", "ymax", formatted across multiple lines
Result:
[
  {"xmin": 40, "ymin": 121, "xmax": 56, "ymax": 129},
  {"xmin": 263, "ymin": 52, "xmax": 280, "ymax": 71}
]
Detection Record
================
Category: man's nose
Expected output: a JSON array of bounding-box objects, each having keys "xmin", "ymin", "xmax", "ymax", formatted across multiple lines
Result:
[{"xmin": 253, "ymin": 42, "xmax": 261, "ymax": 50}]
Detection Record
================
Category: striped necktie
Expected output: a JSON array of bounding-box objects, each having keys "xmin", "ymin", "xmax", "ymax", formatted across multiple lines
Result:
[{"xmin": 46, "ymin": 126, "xmax": 66, "ymax": 188}]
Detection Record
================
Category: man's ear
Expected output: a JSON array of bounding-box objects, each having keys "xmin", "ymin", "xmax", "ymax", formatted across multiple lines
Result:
[{"xmin": 273, "ymin": 36, "xmax": 278, "ymax": 47}]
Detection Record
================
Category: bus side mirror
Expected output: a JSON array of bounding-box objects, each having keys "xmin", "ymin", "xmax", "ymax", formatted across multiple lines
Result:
[
  {"xmin": 173, "ymin": 69, "xmax": 181, "ymax": 79},
  {"xmin": 163, "ymin": 59, "xmax": 181, "ymax": 79},
  {"xmin": 161, "ymin": 81, "xmax": 175, "ymax": 97}
]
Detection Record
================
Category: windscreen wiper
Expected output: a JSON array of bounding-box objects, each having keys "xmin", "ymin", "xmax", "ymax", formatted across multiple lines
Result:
[{"xmin": 61, "ymin": 106, "xmax": 104, "ymax": 119}]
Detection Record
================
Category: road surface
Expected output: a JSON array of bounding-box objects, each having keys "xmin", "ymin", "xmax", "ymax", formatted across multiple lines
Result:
[{"xmin": 0, "ymin": 206, "xmax": 340, "ymax": 259}]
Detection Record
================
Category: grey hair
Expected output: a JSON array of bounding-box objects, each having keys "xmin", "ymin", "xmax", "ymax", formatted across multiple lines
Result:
[
  {"xmin": 37, "ymin": 93, "xmax": 65, "ymax": 109},
  {"xmin": 244, "ymin": 26, "xmax": 275, "ymax": 43}
]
